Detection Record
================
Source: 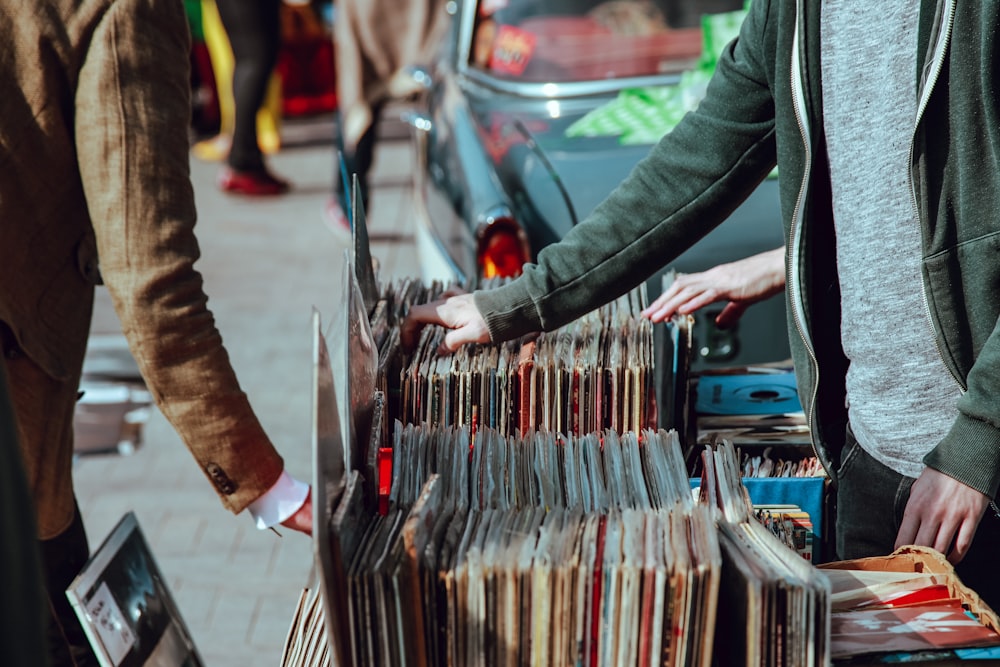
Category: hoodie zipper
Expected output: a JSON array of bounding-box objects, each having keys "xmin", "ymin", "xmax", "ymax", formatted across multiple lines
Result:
[
  {"xmin": 909, "ymin": 0, "xmax": 965, "ymax": 392},
  {"xmin": 788, "ymin": 0, "xmax": 824, "ymax": 470}
]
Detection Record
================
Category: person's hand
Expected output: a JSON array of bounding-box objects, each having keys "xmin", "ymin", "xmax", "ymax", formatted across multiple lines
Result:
[
  {"xmin": 401, "ymin": 293, "xmax": 491, "ymax": 354},
  {"xmin": 279, "ymin": 487, "xmax": 313, "ymax": 536},
  {"xmin": 642, "ymin": 247, "xmax": 786, "ymax": 328},
  {"xmin": 895, "ymin": 467, "xmax": 989, "ymax": 564}
]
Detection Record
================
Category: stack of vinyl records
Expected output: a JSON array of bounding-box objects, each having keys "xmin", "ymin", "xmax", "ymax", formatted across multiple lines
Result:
[
  {"xmin": 328, "ymin": 426, "xmax": 721, "ymax": 667},
  {"xmin": 295, "ymin": 189, "xmax": 991, "ymax": 666},
  {"xmin": 698, "ymin": 441, "xmax": 831, "ymax": 666},
  {"xmin": 341, "ymin": 276, "xmax": 658, "ymax": 516},
  {"xmin": 690, "ymin": 441, "xmax": 827, "ymax": 562},
  {"xmin": 396, "ymin": 284, "xmax": 654, "ymax": 437},
  {"xmin": 313, "ymin": 417, "xmax": 833, "ymax": 666},
  {"xmin": 302, "ymin": 239, "xmax": 834, "ymax": 665},
  {"xmin": 693, "ymin": 367, "xmax": 811, "ymax": 447}
]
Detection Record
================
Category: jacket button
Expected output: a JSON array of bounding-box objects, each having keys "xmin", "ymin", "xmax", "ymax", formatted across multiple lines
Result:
[{"xmin": 205, "ymin": 463, "xmax": 237, "ymax": 495}]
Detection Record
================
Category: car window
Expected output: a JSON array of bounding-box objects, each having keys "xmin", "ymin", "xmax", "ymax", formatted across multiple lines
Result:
[{"xmin": 471, "ymin": 0, "xmax": 745, "ymax": 83}]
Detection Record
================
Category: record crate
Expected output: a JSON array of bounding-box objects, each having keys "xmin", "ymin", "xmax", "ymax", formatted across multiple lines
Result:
[{"xmin": 654, "ymin": 292, "xmax": 830, "ymax": 563}]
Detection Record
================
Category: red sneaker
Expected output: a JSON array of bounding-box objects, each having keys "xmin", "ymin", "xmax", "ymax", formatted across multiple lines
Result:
[{"xmin": 217, "ymin": 167, "xmax": 290, "ymax": 196}]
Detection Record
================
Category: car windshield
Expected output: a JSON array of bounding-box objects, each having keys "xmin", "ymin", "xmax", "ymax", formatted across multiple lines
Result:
[{"xmin": 471, "ymin": 0, "xmax": 745, "ymax": 83}]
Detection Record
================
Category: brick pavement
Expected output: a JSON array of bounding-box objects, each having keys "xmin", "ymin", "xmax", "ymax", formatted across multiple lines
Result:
[{"xmin": 73, "ymin": 114, "xmax": 421, "ymax": 666}]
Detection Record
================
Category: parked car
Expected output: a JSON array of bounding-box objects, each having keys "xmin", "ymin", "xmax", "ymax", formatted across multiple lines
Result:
[{"xmin": 407, "ymin": 0, "xmax": 788, "ymax": 369}]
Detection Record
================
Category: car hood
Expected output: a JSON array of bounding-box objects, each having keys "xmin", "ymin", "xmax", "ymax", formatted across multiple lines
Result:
[
  {"xmin": 464, "ymin": 88, "xmax": 784, "ymax": 276},
  {"xmin": 469, "ymin": 95, "xmax": 654, "ymax": 241}
]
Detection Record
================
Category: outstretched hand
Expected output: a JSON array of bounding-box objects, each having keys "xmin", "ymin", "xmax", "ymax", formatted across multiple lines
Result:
[
  {"xmin": 895, "ymin": 467, "xmax": 989, "ymax": 564},
  {"xmin": 642, "ymin": 247, "xmax": 786, "ymax": 328},
  {"xmin": 280, "ymin": 487, "xmax": 313, "ymax": 536},
  {"xmin": 401, "ymin": 293, "xmax": 492, "ymax": 354}
]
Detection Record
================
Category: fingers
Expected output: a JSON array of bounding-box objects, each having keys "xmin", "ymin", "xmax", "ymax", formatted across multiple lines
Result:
[
  {"xmin": 642, "ymin": 278, "xmax": 717, "ymax": 323},
  {"xmin": 895, "ymin": 508, "xmax": 919, "ymax": 553},
  {"xmin": 439, "ymin": 322, "xmax": 489, "ymax": 354},
  {"xmin": 894, "ymin": 468, "xmax": 988, "ymax": 564},
  {"xmin": 400, "ymin": 302, "xmax": 441, "ymax": 351},
  {"xmin": 402, "ymin": 294, "xmax": 492, "ymax": 354},
  {"xmin": 644, "ymin": 249, "xmax": 788, "ymax": 323},
  {"xmin": 642, "ymin": 296, "xmax": 681, "ymax": 323},
  {"xmin": 895, "ymin": 512, "xmax": 965, "ymax": 564},
  {"xmin": 279, "ymin": 489, "xmax": 313, "ymax": 536},
  {"xmin": 917, "ymin": 517, "xmax": 952, "ymax": 559},
  {"xmin": 715, "ymin": 301, "xmax": 748, "ymax": 329},
  {"xmin": 950, "ymin": 517, "xmax": 979, "ymax": 564},
  {"xmin": 400, "ymin": 297, "xmax": 467, "ymax": 350}
]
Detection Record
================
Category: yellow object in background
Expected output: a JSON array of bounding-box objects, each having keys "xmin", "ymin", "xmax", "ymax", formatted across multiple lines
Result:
[{"xmin": 192, "ymin": 0, "xmax": 282, "ymax": 161}]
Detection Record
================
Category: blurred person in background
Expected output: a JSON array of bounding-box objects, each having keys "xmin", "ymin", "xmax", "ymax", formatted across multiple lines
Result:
[
  {"xmin": 0, "ymin": 1, "xmax": 311, "ymax": 664},
  {"xmin": 325, "ymin": 0, "xmax": 449, "ymax": 230},
  {"xmin": 189, "ymin": 0, "xmax": 285, "ymax": 167},
  {"xmin": 214, "ymin": 0, "xmax": 291, "ymax": 195}
]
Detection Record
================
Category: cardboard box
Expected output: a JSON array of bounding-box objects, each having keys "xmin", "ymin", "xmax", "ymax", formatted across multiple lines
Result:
[{"xmin": 820, "ymin": 546, "xmax": 1000, "ymax": 664}]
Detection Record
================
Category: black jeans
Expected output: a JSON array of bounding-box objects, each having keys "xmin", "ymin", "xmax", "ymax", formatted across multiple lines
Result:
[
  {"xmin": 40, "ymin": 503, "xmax": 98, "ymax": 666},
  {"xmin": 836, "ymin": 428, "xmax": 1000, "ymax": 611},
  {"xmin": 215, "ymin": 0, "xmax": 282, "ymax": 172}
]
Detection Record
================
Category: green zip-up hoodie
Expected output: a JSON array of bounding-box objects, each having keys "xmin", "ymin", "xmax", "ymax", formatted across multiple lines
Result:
[{"xmin": 475, "ymin": 0, "xmax": 1000, "ymax": 499}]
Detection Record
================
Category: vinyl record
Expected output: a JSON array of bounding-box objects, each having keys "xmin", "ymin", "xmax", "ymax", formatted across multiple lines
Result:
[{"xmin": 695, "ymin": 373, "xmax": 802, "ymax": 416}]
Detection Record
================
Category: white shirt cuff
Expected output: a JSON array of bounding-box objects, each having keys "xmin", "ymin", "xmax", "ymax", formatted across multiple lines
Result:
[{"xmin": 247, "ymin": 470, "xmax": 309, "ymax": 530}]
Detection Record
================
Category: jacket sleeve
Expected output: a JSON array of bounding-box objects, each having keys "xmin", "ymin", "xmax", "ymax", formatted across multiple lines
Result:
[
  {"xmin": 72, "ymin": 0, "xmax": 284, "ymax": 513},
  {"xmin": 476, "ymin": 0, "xmax": 779, "ymax": 341},
  {"xmin": 924, "ymin": 316, "xmax": 1000, "ymax": 500}
]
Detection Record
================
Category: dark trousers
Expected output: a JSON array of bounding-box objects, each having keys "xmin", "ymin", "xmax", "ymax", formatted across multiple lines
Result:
[
  {"xmin": 334, "ymin": 101, "xmax": 385, "ymax": 216},
  {"xmin": 40, "ymin": 503, "xmax": 98, "ymax": 667},
  {"xmin": 836, "ymin": 428, "xmax": 1000, "ymax": 611},
  {"xmin": 0, "ymin": 360, "xmax": 48, "ymax": 667},
  {"xmin": 215, "ymin": 0, "xmax": 282, "ymax": 172}
]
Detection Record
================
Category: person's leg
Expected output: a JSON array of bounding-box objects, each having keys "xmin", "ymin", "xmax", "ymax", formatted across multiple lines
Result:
[
  {"xmin": 0, "ymin": 360, "xmax": 49, "ymax": 667},
  {"xmin": 834, "ymin": 427, "xmax": 907, "ymax": 560},
  {"xmin": 40, "ymin": 503, "xmax": 96, "ymax": 667},
  {"xmin": 214, "ymin": 0, "xmax": 282, "ymax": 173},
  {"xmin": 2, "ymin": 329, "xmax": 98, "ymax": 666},
  {"xmin": 334, "ymin": 101, "xmax": 384, "ymax": 216}
]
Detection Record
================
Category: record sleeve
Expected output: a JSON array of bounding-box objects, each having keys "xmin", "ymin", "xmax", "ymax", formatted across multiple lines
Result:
[
  {"xmin": 66, "ymin": 512, "xmax": 203, "ymax": 667},
  {"xmin": 350, "ymin": 174, "xmax": 379, "ymax": 317},
  {"xmin": 830, "ymin": 605, "xmax": 1000, "ymax": 659}
]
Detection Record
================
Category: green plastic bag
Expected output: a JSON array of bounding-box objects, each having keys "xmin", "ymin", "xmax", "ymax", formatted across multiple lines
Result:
[{"xmin": 566, "ymin": 2, "xmax": 750, "ymax": 146}]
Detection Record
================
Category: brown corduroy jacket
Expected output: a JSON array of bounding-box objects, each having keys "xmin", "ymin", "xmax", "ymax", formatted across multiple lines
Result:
[{"xmin": 0, "ymin": 0, "xmax": 284, "ymax": 539}]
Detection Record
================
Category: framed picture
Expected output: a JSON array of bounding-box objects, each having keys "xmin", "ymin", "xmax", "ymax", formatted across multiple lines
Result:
[{"xmin": 66, "ymin": 512, "xmax": 203, "ymax": 667}]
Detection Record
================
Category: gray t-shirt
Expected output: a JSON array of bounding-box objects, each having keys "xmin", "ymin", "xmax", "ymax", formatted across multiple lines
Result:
[{"xmin": 820, "ymin": 0, "xmax": 961, "ymax": 478}]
